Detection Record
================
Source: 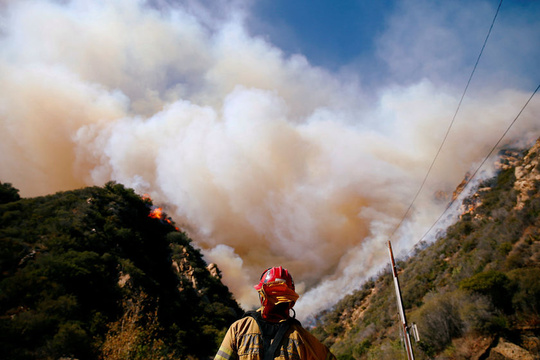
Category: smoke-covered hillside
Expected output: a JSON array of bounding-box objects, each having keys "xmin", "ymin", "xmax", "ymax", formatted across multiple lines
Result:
[
  {"xmin": 0, "ymin": 182, "xmax": 242, "ymax": 360},
  {"xmin": 311, "ymin": 138, "xmax": 540, "ymax": 360}
]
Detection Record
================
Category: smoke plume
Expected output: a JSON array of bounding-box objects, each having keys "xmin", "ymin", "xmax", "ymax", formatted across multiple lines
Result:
[{"xmin": 1, "ymin": 0, "xmax": 539, "ymax": 319}]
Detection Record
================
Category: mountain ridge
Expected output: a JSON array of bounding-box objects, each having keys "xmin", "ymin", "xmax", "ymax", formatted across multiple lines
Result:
[
  {"xmin": 311, "ymin": 137, "xmax": 540, "ymax": 360},
  {"xmin": 0, "ymin": 182, "xmax": 242, "ymax": 359},
  {"xmin": 1, "ymin": 136, "xmax": 539, "ymax": 359}
]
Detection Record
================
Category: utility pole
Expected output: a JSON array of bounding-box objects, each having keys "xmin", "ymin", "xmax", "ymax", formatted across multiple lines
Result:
[{"xmin": 388, "ymin": 240, "xmax": 415, "ymax": 360}]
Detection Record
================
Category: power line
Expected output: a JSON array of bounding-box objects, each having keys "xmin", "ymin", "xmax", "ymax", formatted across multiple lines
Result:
[
  {"xmin": 415, "ymin": 82, "xmax": 540, "ymax": 247},
  {"xmin": 389, "ymin": 0, "xmax": 504, "ymax": 241}
]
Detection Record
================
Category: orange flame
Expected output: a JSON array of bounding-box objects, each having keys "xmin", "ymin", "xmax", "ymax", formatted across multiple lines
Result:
[
  {"xmin": 149, "ymin": 206, "xmax": 163, "ymax": 219},
  {"xmin": 149, "ymin": 206, "xmax": 179, "ymax": 231},
  {"xmin": 142, "ymin": 194, "xmax": 179, "ymax": 231}
]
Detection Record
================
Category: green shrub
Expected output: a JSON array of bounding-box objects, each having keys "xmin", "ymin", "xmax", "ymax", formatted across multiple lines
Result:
[
  {"xmin": 413, "ymin": 291, "xmax": 464, "ymax": 352},
  {"xmin": 353, "ymin": 339, "xmax": 372, "ymax": 358},
  {"xmin": 459, "ymin": 270, "xmax": 513, "ymax": 313},
  {"xmin": 0, "ymin": 182, "xmax": 21, "ymax": 204},
  {"xmin": 508, "ymin": 267, "xmax": 540, "ymax": 319}
]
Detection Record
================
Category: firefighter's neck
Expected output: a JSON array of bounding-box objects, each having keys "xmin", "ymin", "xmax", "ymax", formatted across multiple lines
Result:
[{"xmin": 262, "ymin": 302, "xmax": 290, "ymax": 323}]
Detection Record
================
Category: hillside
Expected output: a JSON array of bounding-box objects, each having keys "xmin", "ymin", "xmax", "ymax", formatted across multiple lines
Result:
[
  {"xmin": 0, "ymin": 182, "xmax": 243, "ymax": 360},
  {"xmin": 2, "ymin": 141, "xmax": 539, "ymax": 360},
  {"xmin": 312, "ymin": 138, "xmax": 540, "ymax": 360}
]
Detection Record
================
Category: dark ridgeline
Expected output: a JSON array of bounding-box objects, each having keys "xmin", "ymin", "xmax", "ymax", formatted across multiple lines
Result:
[{"xmin": 0, "ymin": 181, "xmax": 242, "ymax": 360}]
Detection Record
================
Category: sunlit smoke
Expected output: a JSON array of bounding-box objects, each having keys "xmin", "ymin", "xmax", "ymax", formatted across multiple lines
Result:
[{"xmin": 1, "ymin": 0, "xmax": 539, "ymax": 320}]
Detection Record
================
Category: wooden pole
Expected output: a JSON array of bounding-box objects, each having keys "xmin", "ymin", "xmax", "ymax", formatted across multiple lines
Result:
[{"xmin": 388, "ymin": 240, "xmax": 415, "ymax": 360}]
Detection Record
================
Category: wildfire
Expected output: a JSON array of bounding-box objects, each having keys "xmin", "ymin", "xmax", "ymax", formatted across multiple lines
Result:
[
  {"xmin": 143, "ymin": 194, "xmax": 179, "ymax": 231},
  {"xmin": 149, "ymin": 207, "xmax": 164, "ymax": 219}
]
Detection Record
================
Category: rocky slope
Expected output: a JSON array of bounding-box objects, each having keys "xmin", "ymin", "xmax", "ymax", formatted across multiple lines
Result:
[{"xmin": 312, "ymin": 138, "xmax": 540, "ymax": 360}]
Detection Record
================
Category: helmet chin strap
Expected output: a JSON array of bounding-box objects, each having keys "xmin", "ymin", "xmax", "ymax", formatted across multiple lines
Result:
[{"xmin": 290, "ymin": 308, "xmax": 296, "ymax": 319}]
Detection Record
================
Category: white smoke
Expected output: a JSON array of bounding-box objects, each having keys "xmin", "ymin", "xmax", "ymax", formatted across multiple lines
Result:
[{"xmin": 1, "ymin": 0, "xmax": 539, "ymax": 320}]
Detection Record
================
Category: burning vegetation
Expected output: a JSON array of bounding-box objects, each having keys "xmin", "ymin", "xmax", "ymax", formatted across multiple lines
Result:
[{"xmin": 143, "ymin": 194, "xmax": 180, "ymax": 231}]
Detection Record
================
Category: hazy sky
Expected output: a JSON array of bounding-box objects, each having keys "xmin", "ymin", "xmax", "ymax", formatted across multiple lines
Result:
[{"xmin": 1, "ymin": 0, "xmax": 539, "ymax": 320}]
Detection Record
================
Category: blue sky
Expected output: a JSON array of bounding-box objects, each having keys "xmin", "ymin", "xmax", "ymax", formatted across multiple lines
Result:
[
  {"xmin": 247, "ymin": 0, "xmax": 540, "ymax": 90},
  {"xmin": 249, "ymin": 0, "xmax": 395, "ymax": 69}
]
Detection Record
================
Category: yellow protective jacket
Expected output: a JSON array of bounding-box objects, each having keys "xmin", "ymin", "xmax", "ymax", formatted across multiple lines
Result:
[{"xmin": 214, "ymin": 314, "xmax": 336, "ymax": 360}]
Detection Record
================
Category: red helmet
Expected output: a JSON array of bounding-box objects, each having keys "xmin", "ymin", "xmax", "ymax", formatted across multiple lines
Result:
[{"xmin": 254, "ymin": 266, "xmax": 295, "ymax": 291}]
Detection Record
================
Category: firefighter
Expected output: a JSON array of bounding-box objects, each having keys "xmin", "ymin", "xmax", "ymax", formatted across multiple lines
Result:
[{"xmin": 214, "ymin": 266, "xmax": 336, "ymax": 360}]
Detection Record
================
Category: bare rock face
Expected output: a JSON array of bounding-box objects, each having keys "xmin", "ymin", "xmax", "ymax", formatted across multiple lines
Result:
[
  {"xmin": 497, "ymin": 149, "xmax": 523, "ymax": 171},
  {"xmin": 487, "ymin": 338, "xmax": 536, "ymax": 360},
  {"xmin": 172, "ymin": 257, "xmax": 199, "ymax": 291},
  {"xmin": 514, "ymin": 139, "xmax": 540, "ymax": 210},
  {"xmin": 207, "ymin": 263, "xmax": 222, "ymax": 279}
]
